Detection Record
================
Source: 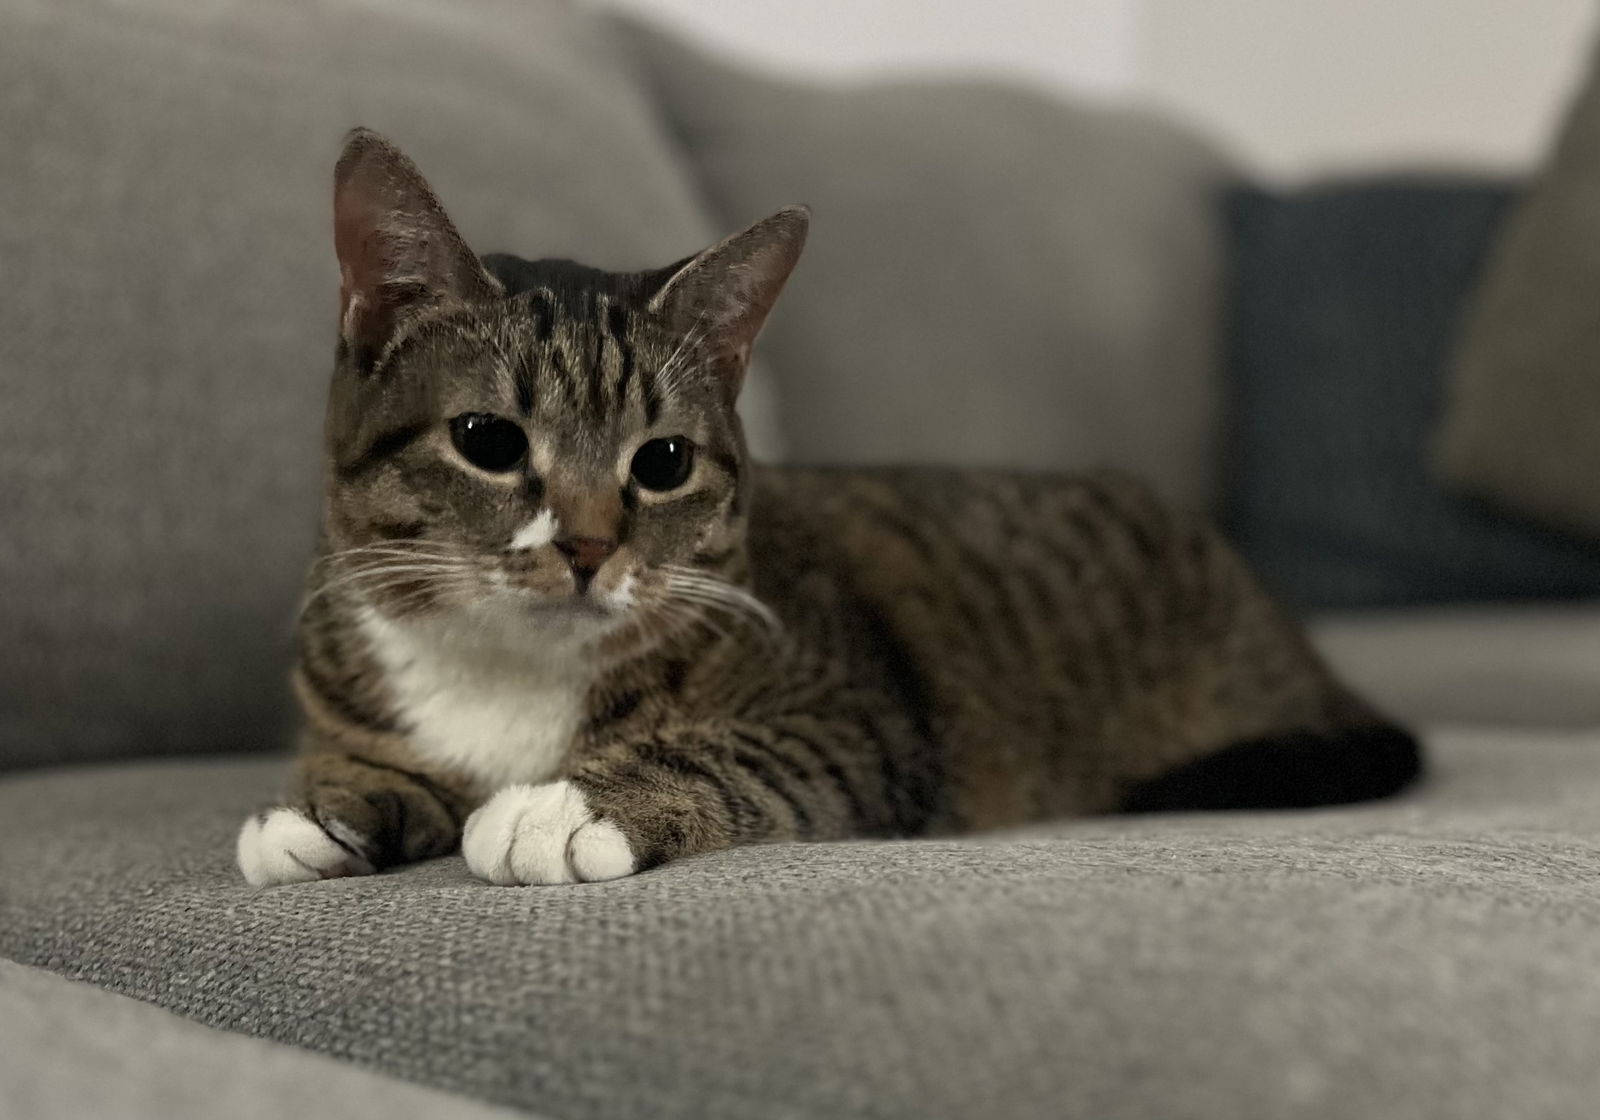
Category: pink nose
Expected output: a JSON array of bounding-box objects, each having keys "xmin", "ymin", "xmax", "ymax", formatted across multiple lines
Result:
[{"xmin": 554, "ymin": 536, "xmax": 616, "ymax": 580}]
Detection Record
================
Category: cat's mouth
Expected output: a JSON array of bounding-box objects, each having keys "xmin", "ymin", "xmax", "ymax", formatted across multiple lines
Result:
[{"xmin": 488, "ymin": 569, "xmax": 637, "ymax": 621}]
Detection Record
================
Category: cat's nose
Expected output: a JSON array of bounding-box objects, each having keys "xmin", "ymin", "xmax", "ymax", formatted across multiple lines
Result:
[{"xmin": 554, "ymin": 536, "xmax": 617, "ymax": 587}]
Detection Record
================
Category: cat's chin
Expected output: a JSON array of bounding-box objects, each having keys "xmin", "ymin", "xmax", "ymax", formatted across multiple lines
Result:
[{"xmin": 467, "ymin": 588, "xmax": 631, "ymax": 636}]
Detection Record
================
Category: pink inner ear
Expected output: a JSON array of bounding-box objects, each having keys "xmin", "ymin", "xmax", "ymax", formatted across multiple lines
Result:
[
  {"xmin": 336, "ymin": 255, "xmax": 367, "ymax": 344},
  {"xmin": 338, "ymin": 265, "xmax": 361, "ymax": 338},
  {"xmin": 328, "ymin": 130, "xmax": 498, "ymax": 362},
  {"xmin": 333, "ymin": 181, "xmax": 395, "ymax": 350}
]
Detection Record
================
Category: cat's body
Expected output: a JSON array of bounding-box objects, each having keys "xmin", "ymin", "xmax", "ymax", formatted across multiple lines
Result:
[{"xmin": 237, "ymin": 130, "xmax": 1420, "ymax": 888}]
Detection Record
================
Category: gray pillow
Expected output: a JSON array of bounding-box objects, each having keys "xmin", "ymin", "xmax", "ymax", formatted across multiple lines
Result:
[
  {"xmin": 0, "ymin": 0, "xmax": 739, "ymax": 769},
  {"xmin": 1434, "ymin": 39, "xmax": 1600, "ymax": 544},
  {"xmin": 615, "ymin": 18, "xmax": 1236, "ymax": 511}
]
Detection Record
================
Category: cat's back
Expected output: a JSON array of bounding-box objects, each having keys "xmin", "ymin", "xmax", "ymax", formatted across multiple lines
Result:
[
  {"xmin": 747, "ymin": 462, "xmax": 1210, "ymax": 711},
  {"xmin": 748, "ymin": 464, "xmax": 1341, "ymax": 823},
  {"xmin": 749, "ymin": 463, "xmax": 1194, "ymax": 618}
]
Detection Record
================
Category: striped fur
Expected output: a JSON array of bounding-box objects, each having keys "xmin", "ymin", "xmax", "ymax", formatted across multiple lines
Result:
[{"xmin": 237, "ymin": 130, "xmax": 1420, "ymax": 887}]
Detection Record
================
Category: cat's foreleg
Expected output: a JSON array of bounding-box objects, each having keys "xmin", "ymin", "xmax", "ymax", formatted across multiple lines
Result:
[
  {"xmin": 461, "ymin": 716, "xmax": 885, "ymax": 885},
  {"xmin": 236, "ymin": 737, "xmax": 474, "ymax": 887}
]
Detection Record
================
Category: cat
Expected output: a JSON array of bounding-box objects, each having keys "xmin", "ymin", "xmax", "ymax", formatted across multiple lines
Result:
[{"xmin": 236, "ymin": 128, "xmax": 1421, "ymax": 888}]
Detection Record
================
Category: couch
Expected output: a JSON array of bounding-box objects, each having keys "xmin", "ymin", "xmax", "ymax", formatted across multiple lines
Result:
[{"xmin": 4, "ymin": 3, "xmax": 1598, "ymax": 1118}]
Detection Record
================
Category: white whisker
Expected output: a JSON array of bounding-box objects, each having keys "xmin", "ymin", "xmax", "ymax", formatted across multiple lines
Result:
[
  {"xmin": 322, "ymin": 540, "xmax": 461, "ymax": 558},
  {"xmin": 304, "ymin": 558, "xmax": 475, "ymax": 607},
  {"xmin": 660, "ymin": 566, "xmax": 781, "ymax": 638},
  {"xmin": 651, "ymin": 596, "xmax": 734, "ymax": 645},
  {"xmin": 313, "ymin": 563, "xmax": 471, "ymax": 588}
]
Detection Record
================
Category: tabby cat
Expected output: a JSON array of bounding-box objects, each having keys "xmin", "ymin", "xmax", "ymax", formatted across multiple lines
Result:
[{"xmin": 236, "ymin": 129, "xmax": 1421, "ymax": 888}]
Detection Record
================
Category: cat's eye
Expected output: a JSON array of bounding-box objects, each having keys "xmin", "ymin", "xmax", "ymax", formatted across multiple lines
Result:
[
  {"xmin": 450, "ymin": 413, "xmax": 528, "ymax": 473},
  {"xmin": 630, "ymin": 436, "xmax": 695, "ymax": 492}
]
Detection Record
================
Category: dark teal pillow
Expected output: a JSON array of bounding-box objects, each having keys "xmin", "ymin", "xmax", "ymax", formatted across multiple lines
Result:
[{"xmin": 1224, "ymin": 180, "xmax": 1600, "ymax": 611}]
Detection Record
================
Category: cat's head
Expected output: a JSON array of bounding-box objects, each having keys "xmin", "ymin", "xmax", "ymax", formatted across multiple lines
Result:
[{"xmin": 317, "ymin": 129, "xmax": 806, "ymax": 645}]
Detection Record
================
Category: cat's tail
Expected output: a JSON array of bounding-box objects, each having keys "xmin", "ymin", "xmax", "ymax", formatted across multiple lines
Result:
[{"xmin": 1119, "ymin": 723, "xmax": 1424, "ymax": 813}]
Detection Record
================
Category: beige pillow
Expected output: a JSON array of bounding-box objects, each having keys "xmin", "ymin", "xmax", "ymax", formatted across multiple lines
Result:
[{"xmin": 1435, "ymin": 41, "xmax": 1600, "ymax": 544}]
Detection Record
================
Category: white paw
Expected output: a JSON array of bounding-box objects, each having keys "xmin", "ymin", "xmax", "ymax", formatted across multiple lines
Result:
[
  {"xmin": 236, "ymin": 807, "xmax": 375, "ymax": 888},
  {"xmin": 462, "ymin": 780, "xmax": 637, "ymax": 886}
]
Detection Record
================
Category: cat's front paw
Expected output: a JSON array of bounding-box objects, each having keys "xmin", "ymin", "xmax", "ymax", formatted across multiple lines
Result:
[
  {"xmin": 236, "ymin": 807, "xmax": 376, "ymax": 887},
  {"xmin": 462, "ymin": 780, "xmax": 636, "ymax": 886}
]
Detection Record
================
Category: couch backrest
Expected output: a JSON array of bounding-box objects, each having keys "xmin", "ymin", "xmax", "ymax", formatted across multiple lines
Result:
[{"xmin": 617, "ymin": 18, "xmax": 1237, "ymax": 511}]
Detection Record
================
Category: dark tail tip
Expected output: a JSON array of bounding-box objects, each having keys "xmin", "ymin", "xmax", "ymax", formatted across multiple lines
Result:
[{"xmin": 1120, "ymin": 725, "xmax": 1424, "ymax": 814}]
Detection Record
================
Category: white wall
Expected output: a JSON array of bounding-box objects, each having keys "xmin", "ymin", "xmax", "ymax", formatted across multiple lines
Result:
[
  {"xmin": 1140, "ymin": 0, "xmax": 1597, "ymax": 178},
  {"xmin": 599, "ymin": 0, "xmax": 1597, "ymax": 179}
]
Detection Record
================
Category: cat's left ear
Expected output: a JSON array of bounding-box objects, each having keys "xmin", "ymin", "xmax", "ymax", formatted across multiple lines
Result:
[
  {"xmin": 332, "ymin": 128, "xmax": 499, "ymax": 370},
  {"xmin": 648, "ymin": 206, "xmax": 810, "ymax": 396}
]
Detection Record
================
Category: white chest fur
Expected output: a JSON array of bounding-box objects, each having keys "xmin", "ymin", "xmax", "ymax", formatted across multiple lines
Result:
[{"xmin": 358, "ymin": 608, "xmax": 596, "ymax": 792}]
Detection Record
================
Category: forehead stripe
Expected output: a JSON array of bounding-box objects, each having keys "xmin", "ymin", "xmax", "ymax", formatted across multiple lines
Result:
[
  {"xmin": 610, "ymin": 310, "xmax": 636, "ymax": 415},
  {"xmin": 528, "ymin": 290, "xmax": 554, "ymax": 342},
  {"xmin": 515, "ymin": 350, "xmax": 536, "ymax": 417}
]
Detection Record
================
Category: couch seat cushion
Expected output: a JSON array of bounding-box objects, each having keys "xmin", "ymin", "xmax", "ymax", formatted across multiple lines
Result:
[
  {"xmin": 4, "ymin": 736, "xmax": 1600, "ymax": 1120},
  {"xmin": 0, "ymin": 959, "xmax": 526, "ymax": 1120}
]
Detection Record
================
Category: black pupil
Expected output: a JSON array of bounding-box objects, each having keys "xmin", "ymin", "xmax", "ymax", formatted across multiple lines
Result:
[
  {"xmin": 451, "ymin": 414, "xmax": 527, "ymax": 472},
  {"xmin": 630, "ymin": 437, "xmax": 693, "ymax": 492}
]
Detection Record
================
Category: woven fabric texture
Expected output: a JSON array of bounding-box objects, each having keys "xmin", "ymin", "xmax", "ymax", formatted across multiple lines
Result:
[{"xmin": 4, "ymin": 729, "xmax": 1600, "ymax": 1120}]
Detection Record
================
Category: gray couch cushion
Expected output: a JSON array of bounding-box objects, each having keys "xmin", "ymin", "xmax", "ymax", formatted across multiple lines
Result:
[
  {"xmin": 0, "ymin": 959, "xmax": 528, "ymax": 1120},
  {"xmin": 617, "ymin": 19, "xmax": 1235, "ymax": 511},
  {"xmin": 1311, "ymin": 604, "xmax": 1600, "ymax": 730},
  {"xmin": 4, "ymin": 738, "xmax": 1600, "ymax": 1120},
  {"xmin": 0, "ymin": 0, "xmax": 764, "ymax": 771},
  {"xmin": 1435, "ymin": 39, "xmax": 1600, "ymax": 544}
]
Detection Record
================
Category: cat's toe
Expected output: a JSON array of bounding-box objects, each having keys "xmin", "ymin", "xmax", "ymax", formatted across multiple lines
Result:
[
  {"xmin": 236, "ymin": 807, "xmax": 375, "ymax": 887},
  {"xmin": 568, "ymin": 818, "xmax": 635, "ymax": 882},
  {"xmin": 462, "ymin": 780, "xmax": 636, "ymax": 886}
]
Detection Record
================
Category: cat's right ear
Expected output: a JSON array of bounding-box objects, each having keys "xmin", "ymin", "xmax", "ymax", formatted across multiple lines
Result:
[{"xmin": 332, "ymin": 128, "xmax": 499, "ymax": 370}]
